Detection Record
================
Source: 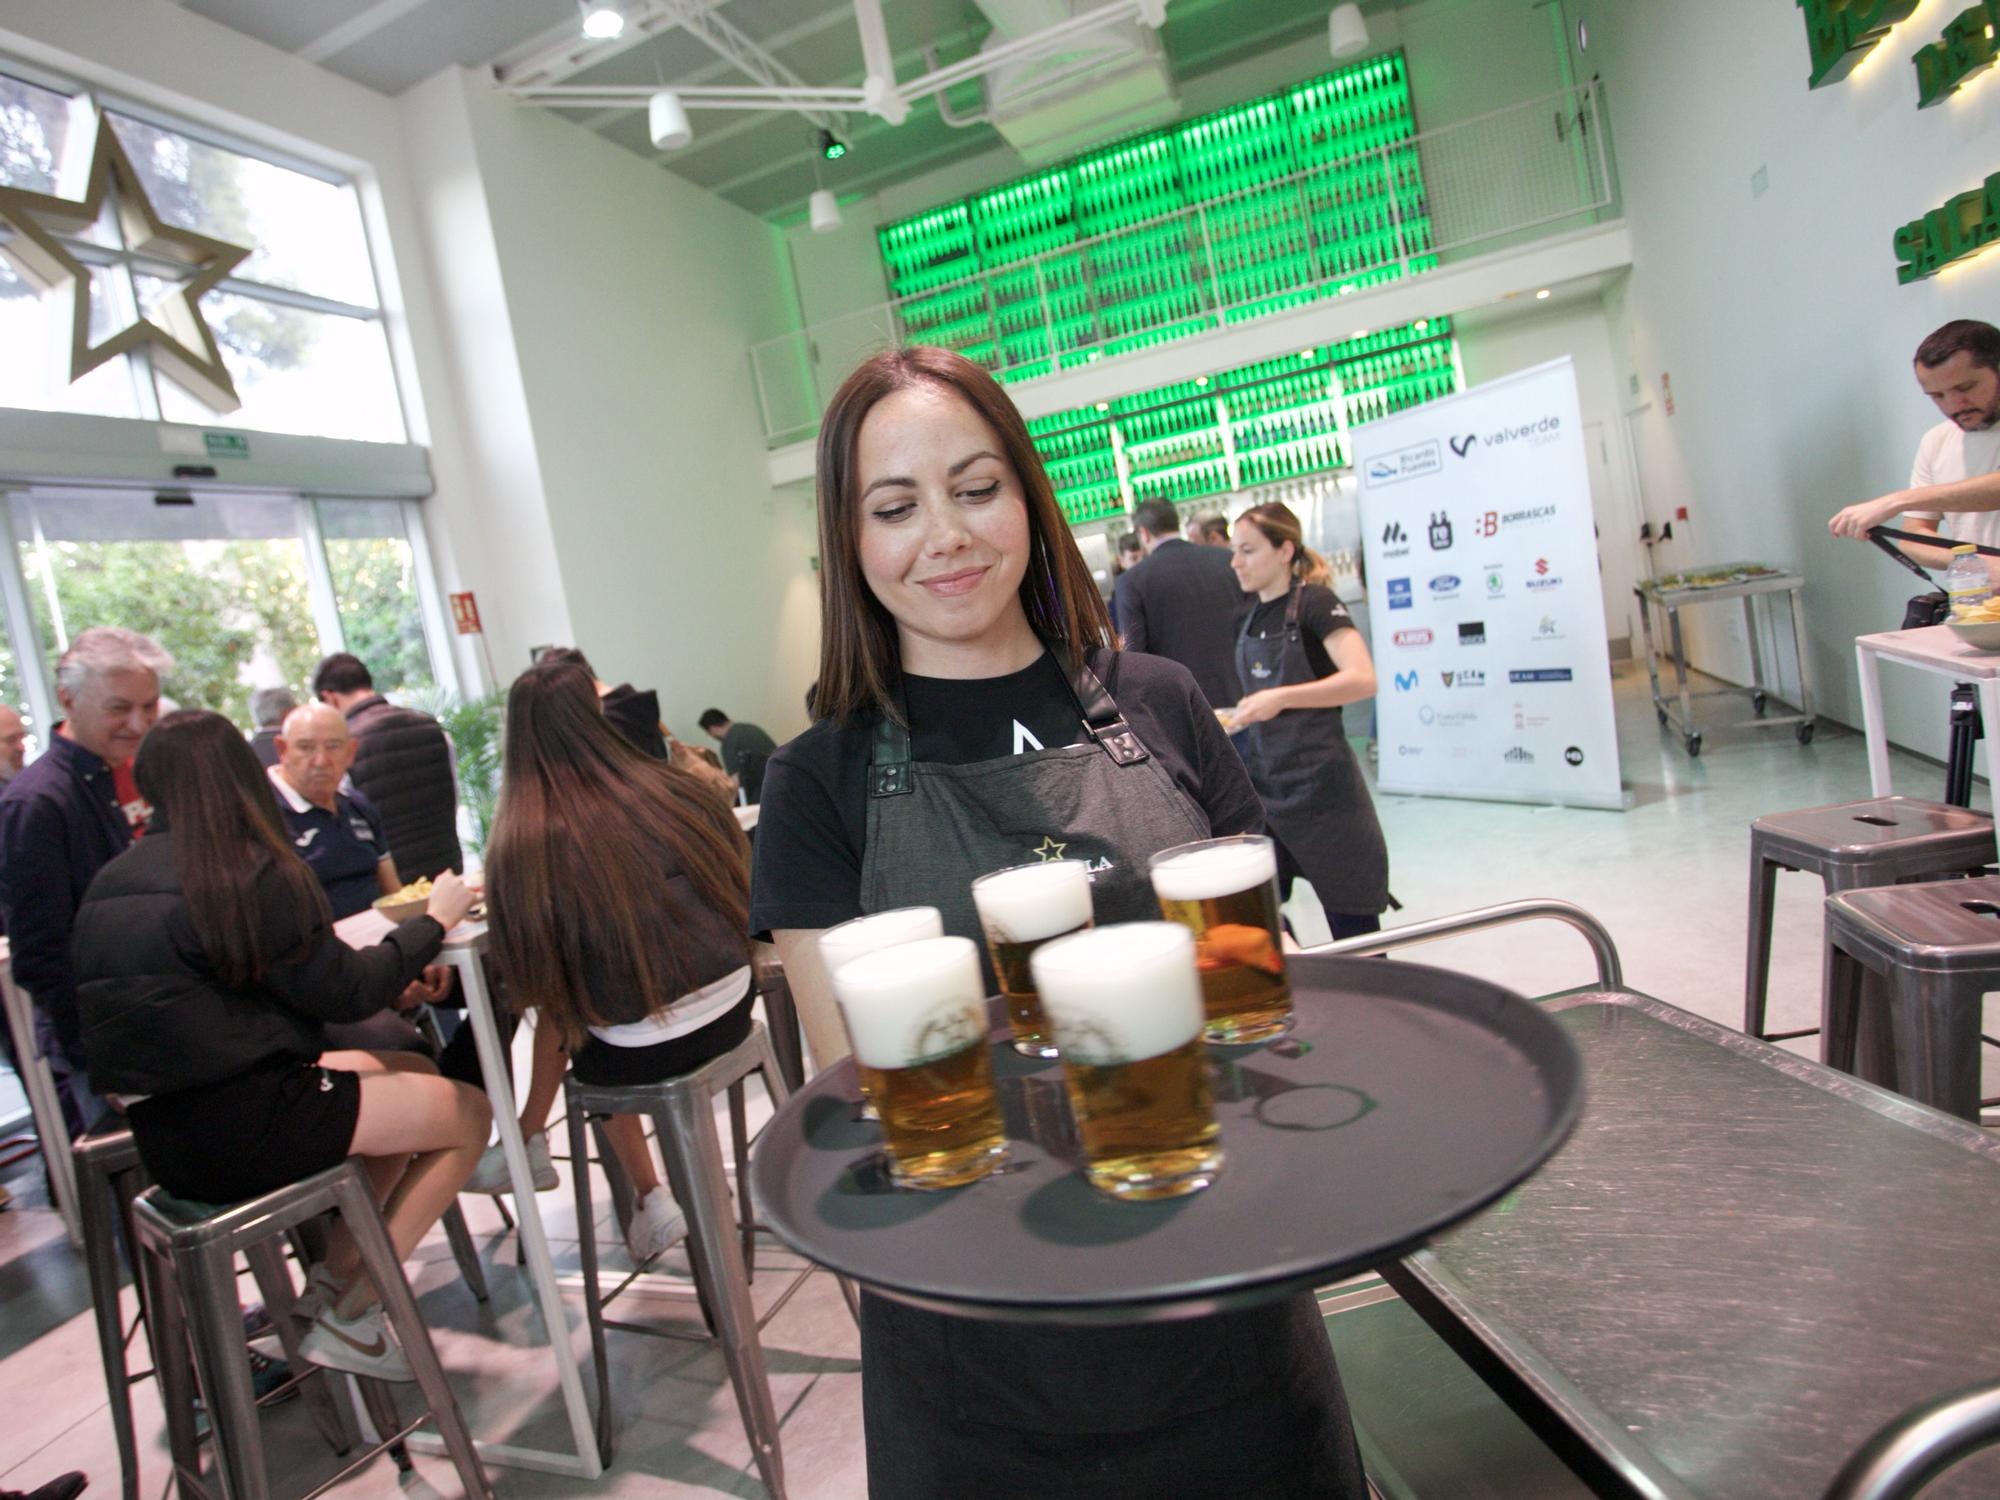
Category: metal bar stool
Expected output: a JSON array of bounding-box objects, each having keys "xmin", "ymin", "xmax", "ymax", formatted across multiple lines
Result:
[
  {"xmin": 130, "ymin": 1159, "xmax": 491, "ymax": 1500},
  {"xmin": 1822, "ymin": 876, "xmax": 2000, "ymax": 1122},
  {"xmin": 751, "ymin": 950, "xmax": 807, "ymax": 1094},
  {"xmin": 562, "ymin": 1019, "xmax": 797, "ymax": 1497},
  {"xmin": 1746, "ymin": 797, "xmax": 1993, "ymax": 1043}
]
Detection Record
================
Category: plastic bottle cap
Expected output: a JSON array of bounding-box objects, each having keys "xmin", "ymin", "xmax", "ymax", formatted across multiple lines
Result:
[{"xmin": 1955, "ymin": 544, "xmax": 1978, "ymax": 555}]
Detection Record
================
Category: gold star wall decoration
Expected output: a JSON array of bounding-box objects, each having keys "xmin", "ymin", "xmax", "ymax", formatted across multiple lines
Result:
[{"xmin": 0, "ymin": 108, "xmax": 250, "ymax": 412}]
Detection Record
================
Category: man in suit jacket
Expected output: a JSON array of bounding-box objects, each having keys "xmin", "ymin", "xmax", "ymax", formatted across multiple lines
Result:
[{"xmin": 1112, "ymin": 498, "xmax": 1246, "ymax": 710}]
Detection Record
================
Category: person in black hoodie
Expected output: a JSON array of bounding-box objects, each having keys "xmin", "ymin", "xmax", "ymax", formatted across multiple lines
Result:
[{"xmin": 73, "ymin": 710, "xmax": 490, "ymax": 1384}]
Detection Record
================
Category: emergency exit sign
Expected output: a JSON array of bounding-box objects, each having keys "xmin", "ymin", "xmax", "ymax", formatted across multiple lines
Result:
[{"xmin": 203, "ymin": 432, "xmax": 250, "ymax": 459}]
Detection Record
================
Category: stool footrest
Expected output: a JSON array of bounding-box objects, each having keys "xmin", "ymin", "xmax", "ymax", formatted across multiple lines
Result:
[
  {"xmin": 1759, "ymin": 1026, "xmax": 1821, "ymax": 1042},
  {"xmin": 295, "ymin": 1414, "xmax": 433, "ymax": 1500}
]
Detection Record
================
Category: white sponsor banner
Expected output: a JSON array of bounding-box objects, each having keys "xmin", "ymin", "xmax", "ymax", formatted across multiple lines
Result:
[{"xmin": 1355, "ymin": 357, "xmax": 1623, "ymax": 810}]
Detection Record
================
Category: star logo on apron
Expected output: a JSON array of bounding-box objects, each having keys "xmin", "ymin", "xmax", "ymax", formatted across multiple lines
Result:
[{"xmin": 1031, "ymin": 836, "xmax": 1068, "ymax": 861}]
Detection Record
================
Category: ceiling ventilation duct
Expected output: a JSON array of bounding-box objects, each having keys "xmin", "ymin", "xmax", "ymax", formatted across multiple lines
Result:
[{"xmin": 969, "ymin": 0, "xmax": 1178, "ymax": 165}]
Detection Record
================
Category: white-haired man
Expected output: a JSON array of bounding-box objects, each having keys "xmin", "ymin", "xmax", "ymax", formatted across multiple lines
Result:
[{"xmin": 0, "ymin": 626, "xmax": 170, "ymax": 1136}]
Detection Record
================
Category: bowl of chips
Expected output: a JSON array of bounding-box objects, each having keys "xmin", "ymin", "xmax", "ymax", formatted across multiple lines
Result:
[{"xmin": 372, "ymin": 877, "xmax": 433, "ymax": 924}]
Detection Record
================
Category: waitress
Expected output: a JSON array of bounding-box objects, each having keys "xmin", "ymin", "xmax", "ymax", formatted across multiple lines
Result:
[
  {"xmin": 749, "ymin": 348, "xmax": 1364, "ymax": 1500},
  {"xmin": 1226, "ymin": 502, "xmax": 1390, "ymax": 939}
]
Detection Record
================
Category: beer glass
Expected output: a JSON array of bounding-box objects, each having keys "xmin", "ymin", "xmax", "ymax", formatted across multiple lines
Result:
[
  {"xmin": 1148, "ymin": 834, "xmax": 1293, "ymax": 1044},
  {"xmin": 972, "ymin": 860, "xmax": 1094, "ymax": 1058},
  {"xmin": 1030, "ymin": 922, "xmax": 1222, "ymax": 1200},
  {"xmin": 830, "ymin": 936, "xmax": 1009, "ymax": 1190},
  {"xmin": 818, "ymin": 907, "xmax": 944, "ymax": 1112}
]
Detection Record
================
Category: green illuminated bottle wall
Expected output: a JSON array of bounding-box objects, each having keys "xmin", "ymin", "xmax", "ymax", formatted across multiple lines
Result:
[
  {"xmin": 878, "ymin": 51, "xmax": 1428, "ymax": 377},
  {"xmin": 1030, "ymin": 318, "xmax": 1458, "ymax": 527}
]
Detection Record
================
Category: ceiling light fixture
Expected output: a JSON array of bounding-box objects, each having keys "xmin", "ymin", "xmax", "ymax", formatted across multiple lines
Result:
[
  {"xmin": 580, "ymin": 3, "xmax": 624, "ymax": 41},
  {"xmin": 819, "ymin": 128, "xmax": 848, "ymax": 161},
  {"xmin": 1328, "ymin": 3, "xmax": 1369, "ymax": 59},
  {"xmin": 648, "ymin": 89, "xmax": 692, "ymax": 150},
  {"xmin": 810, "ymin": 188, "xmax": 842, "ymax": 233},
  {"xmin": 1535, "ymin": 287, "xmax": 1551, "ymax": 299}
]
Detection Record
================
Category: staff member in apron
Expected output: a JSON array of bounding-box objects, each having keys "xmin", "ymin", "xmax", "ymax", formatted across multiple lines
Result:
[
  {"xmin": 1226, "ymin": 502, "xmax": 1390, "ymax": 939},
  {"xmin": 750, "ymin": 348, "xmax": 1365, "ymax": 1500}
]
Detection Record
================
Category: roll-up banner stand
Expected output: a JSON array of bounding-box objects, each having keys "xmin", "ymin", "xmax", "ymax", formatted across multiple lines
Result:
[{"xmin": 1354, "ymin": 356, "xmax": 1625, "ymax": 810}]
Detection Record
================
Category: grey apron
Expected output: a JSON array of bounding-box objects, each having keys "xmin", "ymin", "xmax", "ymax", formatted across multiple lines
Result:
[
  {"xmin": 1235, "ymin": 585, "xmax": 1390, "ymax": 915},
  {"xmin": 853, "ymin": 647, "xmax": 1364, "ymax": 1500}
]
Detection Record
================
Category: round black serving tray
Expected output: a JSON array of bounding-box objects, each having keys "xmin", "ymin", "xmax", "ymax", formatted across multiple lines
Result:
[{"xmin": 750, "ymin": 953, "xmax": 1583, "ymax": 1323}]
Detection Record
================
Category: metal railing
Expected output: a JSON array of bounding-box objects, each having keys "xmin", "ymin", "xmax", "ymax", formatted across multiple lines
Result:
[{"xmin": 750, "ymin": 83, "xmax": 1617, "ymax": 446}]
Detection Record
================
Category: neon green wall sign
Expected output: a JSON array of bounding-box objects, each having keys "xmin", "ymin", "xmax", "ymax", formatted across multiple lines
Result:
[
  {"xmin": 1796, "ymin": 0, "xmax": 1921, "ymax": 87},
  {"xmin": 1914, "ymin": 0, "xmax": 2000, "ymax": 106},
  {"xmin": 1893, "ymin": 172, "xmax": 2000, "ymax": 282}
]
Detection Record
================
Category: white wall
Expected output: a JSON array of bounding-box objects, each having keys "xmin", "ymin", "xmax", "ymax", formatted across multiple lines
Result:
[
  {"xmin": 0, "ymin": 0, "xmax": 572, "ymax": 687},
  {"xmin": 1564, "ymin": 0, "xmax": 2000, "ymax": 757},
  {"xmin": 408, "ymin": 71, "xmax": 820, "ymax": 741}
]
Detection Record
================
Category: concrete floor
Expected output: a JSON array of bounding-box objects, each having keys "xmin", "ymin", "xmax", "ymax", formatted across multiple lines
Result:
[{"xmin": 0, "ymin": 661, "xmax": 1987, "ymax": 1498}]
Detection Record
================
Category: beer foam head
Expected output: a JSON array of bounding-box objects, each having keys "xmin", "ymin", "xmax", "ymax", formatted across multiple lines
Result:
[
  {"xmin": 1149, "ymin": 838, "xmax": 1278, "ymax": 904},
  {"xmin": 973, "ymin": 860, "xmax": 1093, "ymax": 944},
  {"xmin": 1030, "ymin": 922, "xmax": 1202, "ymax": 1065},
  {"xmin": 830, "ymin": 935, "xmax": 989, "ymax": 1070},
  {"xmin": 819, "ymin": 907, "xmax": 944, "ymax": 974}
]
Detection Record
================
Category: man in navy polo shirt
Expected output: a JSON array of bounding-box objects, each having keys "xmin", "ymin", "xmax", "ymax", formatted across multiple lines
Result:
[{"xmin": 271, "ymin": 703, "xmax": 449, "ymax": 1029}]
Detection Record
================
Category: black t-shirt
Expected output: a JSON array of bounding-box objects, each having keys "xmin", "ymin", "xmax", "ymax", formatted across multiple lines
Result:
[
  {"xmin": 748, "ymin": 648, "xmax": 1262, "ymax": 937},
  {"xmin": 1242, "ymin": 584, "xmax": 1356, "ymax": 681}
]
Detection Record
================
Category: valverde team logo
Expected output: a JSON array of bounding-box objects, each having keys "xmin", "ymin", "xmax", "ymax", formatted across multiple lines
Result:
[{"xmin": 1451, "ymin": 415, "xmax": 1564, "ymax": 455}]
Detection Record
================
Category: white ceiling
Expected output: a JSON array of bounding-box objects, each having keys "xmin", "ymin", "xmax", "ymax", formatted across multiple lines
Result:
[{"xmin": 176, "ymin": 0, "xmax": 1382, "ymax": 221}]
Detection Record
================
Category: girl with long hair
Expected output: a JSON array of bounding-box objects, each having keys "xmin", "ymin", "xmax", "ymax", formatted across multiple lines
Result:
[
  {"xmin": 747, "ymin": 347, "xmax": 1365, "ymax": 1499},
  {"xmin": 74, "ymin": 710, "xmax": 489, "ymax": 1383},
  {"xmin": 482, "ymin": 657, "xmax": 755, "ymax": 1265},
  {"xmin": 1227, "ymin": 501, "xmax": 1391, "ymax": 937}
]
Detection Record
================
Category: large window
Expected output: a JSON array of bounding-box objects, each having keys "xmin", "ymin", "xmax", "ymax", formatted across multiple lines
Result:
[
  {"xmin": 0, "ymin": 64, "xmax": 403, "ymax": 441},
  {"xmin": 8, "ymin": 489, "xmax": 439, "ymax": 732}
]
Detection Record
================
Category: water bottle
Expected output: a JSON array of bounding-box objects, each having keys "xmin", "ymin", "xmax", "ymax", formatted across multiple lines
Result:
[{"xmin": 1945, "ymin": 543, "xmax": 1991, "ymax": 618}]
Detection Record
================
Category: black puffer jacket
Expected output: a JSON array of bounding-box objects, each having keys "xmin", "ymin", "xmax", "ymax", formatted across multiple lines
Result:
[
  {"xmin": 73, "ymin": 832, "xmax": 444, "ymax": 1097},
  {"xmin": 345, "ymin": 695, "xmax": 463, "ymax": 880}
]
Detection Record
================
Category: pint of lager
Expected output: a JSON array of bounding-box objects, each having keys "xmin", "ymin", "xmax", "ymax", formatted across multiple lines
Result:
[
  {"xmin": 1030, "ymin": 922, "xmax": 1223, "ymax": 1200},
  {"xmin": 1148, "ymin": 835, "xmax": 1293, "ymax": 1044},
  {"xmin": 972, "ymin": 859, "xmax": 1094, "ymax": 1058},
  {"xmin": 818, "ymin": 908, "xmax": 945, "ymax": 1108},
  {"xmin": 829, "ymin": 936, "xmax": 1009, "ymax": 1190}
]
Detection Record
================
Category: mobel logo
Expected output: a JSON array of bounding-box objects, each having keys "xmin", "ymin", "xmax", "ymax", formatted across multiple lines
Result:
[
  {"xmin": 1915, "ymin": 0, "xmax": 2000, "ymax": 106},
  {"xmin": 1894, "ymin": 171, "xmax": 2000, "ymax": 284},
  {"xmin": 1796, "ymin": 0, "xmax": 1921, "ymax": 88}
]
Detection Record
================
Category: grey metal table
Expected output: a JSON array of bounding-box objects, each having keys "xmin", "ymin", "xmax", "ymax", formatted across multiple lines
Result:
[
  {"xmin": 1636, "ymin": 569, "xmax": 1815, "ymax": 757},
  {"xmin": 1384, "ymin": 990, "xmax": 2000, "ymax": 1500}
]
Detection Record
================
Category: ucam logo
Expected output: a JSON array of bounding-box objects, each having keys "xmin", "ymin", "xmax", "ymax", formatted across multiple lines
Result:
[
  {"xmin": 1386, "ymin": 577, "xmax": 1413, "ymax": 610},
  {"xmin": 1509, "ymin": 668, "xmax": 1575, "ymax": 684},
  {"xmin": 1393, "ymin": 669, "xmax": 1419, "ymax": 692},
  {"xmin": 1361, "ymin": 439, "xmax": 1444, "ymax": 488},
  {"xmin": 1440, "ymin": 669, "xmax": 1486, "ymax": 689},
  {"xmin": 1393, "ymin": 628, "xmax": 1434, "ymax": 646}
]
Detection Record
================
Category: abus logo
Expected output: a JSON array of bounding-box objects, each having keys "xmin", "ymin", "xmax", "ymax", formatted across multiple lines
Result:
[
  {"xmin": 1565, "ymin": 746, "xmax": 1585, "ymax": 767},
  {"xmin": 1459, "ymin": 621, "xmax": 1486, "ymax": 645},
  {"xmin": 1393, "ymin": 670, "xmax": 1419, "ymax": 692},
  {"xmin": 1393, "ymin": 628, "xmax": 1433, "ymax": 646},
  {"xmin": 1449, "ymin": 433, "xmax": 1477, "ymax": 458},
  {"xmin": 1504, "ymin": 746, "xmax": 1536, "ymax": 764}
]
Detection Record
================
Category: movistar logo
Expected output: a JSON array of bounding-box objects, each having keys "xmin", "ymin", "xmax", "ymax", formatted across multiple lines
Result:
[{"xmin": 1394, "ymin": 670, "xmax": 1419, "ymax": 691}]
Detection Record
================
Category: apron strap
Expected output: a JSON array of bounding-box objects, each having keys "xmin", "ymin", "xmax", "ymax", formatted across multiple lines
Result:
[
  {"xmin": 866, "ymin": 648, "xmax": 1151, "ymax": 798},
  {"xmin": 1283, "ymin": 582, "xmax": 1303, "ymax": 638}
]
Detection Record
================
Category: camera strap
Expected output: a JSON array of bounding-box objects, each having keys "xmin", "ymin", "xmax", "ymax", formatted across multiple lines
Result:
[{"xmin": 1866, "ymin": 524, "xmax": 2000, "ymax": 584}]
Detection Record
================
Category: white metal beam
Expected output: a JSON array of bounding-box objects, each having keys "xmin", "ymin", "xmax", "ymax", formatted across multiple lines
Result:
[{"xmin": 298, "ymin": 0, "xmax": 435, "ymax": 65}]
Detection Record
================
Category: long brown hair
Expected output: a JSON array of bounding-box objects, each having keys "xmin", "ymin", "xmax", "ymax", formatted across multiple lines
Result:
[
  {"xmin": 1236, "ymin": 502, "xmax": 1333, "ymax": 588},
  {"xmin": 484, "ymin": 658, "xmax": 750, "ymax": 1047},
  {"xmin": 134, "ymin": 709, "xmax": 330, "ymax": 986},
  {"xmin": 812, "ymin": 346, "xmax": 1115, "ymax": 721}
]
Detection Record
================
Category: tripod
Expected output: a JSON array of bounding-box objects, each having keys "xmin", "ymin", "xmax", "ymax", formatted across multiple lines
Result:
[{"xmin": 1869, "ymin": 526, "xmax": 1994, "ymax": 809}]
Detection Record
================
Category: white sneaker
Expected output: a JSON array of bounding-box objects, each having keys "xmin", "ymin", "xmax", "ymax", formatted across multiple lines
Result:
[
  {"xmin": 290, "ymin": 1263, "xmax": 340, "ymax": 1326},
  {"xmin": 299, "ymin": 1304, "xmax": 413, "ymax": 1382},
  {"xmin": 624, "ymin": 1187, "xmax": 687, "ymax": 1265},
  {"xmin": 463, "ymin": 1132, "xmax": 558, "ymax": 1195}
]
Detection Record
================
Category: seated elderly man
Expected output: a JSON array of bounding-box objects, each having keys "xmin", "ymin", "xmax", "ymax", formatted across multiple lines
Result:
[{"xmin": 271, "ymin": 702, "xmax": 450, "ymax": 1041}]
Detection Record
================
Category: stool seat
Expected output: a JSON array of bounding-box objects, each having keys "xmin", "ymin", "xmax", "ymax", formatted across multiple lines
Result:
[
  {"xmin": 1745, "ymin": 797, "xmax": 1994, "ymax": 1045},
  {"xmin": 1822, "ymin": 877, "xmax": 2000, "ymax": 1123}
]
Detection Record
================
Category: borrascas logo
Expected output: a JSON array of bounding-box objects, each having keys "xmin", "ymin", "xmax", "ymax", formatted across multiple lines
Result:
[{"xmin": 1393, "ymin": 628, "xmax": 1434, "ymax": 647}]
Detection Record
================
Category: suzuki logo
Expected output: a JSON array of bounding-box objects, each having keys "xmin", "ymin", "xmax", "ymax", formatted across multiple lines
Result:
[
  {"xmin": 1449, "ymin": 433, "xmax": 1477, "ymax": 458},
  {"xmin": 1534, "ymin": 557, "xmax": 1551, "ymax": 576},
  {"xmin": 1394, "ymin": 670, "xmax": 1419, "ymax": 692}
]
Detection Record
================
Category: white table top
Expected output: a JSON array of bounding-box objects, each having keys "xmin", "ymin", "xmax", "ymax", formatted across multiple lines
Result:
[
  {"xmin": 333, "ymin": 906, "xmax": 488, "ymax": 952},
  {"xmin": 1855, "ymin": 624, "xmax": 2000, "ymax": 678}
]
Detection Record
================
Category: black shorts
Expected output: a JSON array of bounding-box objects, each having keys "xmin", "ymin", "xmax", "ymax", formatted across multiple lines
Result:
[
  {"xmin": 129, "ymin": 1058, "xmax": 363, "ymax": 1205},
  {"xmin": 569, "ymin": 992, "xmax": 756, "ymax": 1088}
]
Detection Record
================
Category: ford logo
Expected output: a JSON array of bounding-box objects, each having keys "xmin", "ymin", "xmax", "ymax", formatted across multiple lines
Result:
[{"xmin": 1429, "ymin": 575, "xmax": 1461, "ymax": 591}]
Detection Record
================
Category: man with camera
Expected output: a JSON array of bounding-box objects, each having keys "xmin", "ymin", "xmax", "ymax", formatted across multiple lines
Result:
[{"xmin": 1829, "ymin": 320, "xmax": 2000, "ymax": 569}]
